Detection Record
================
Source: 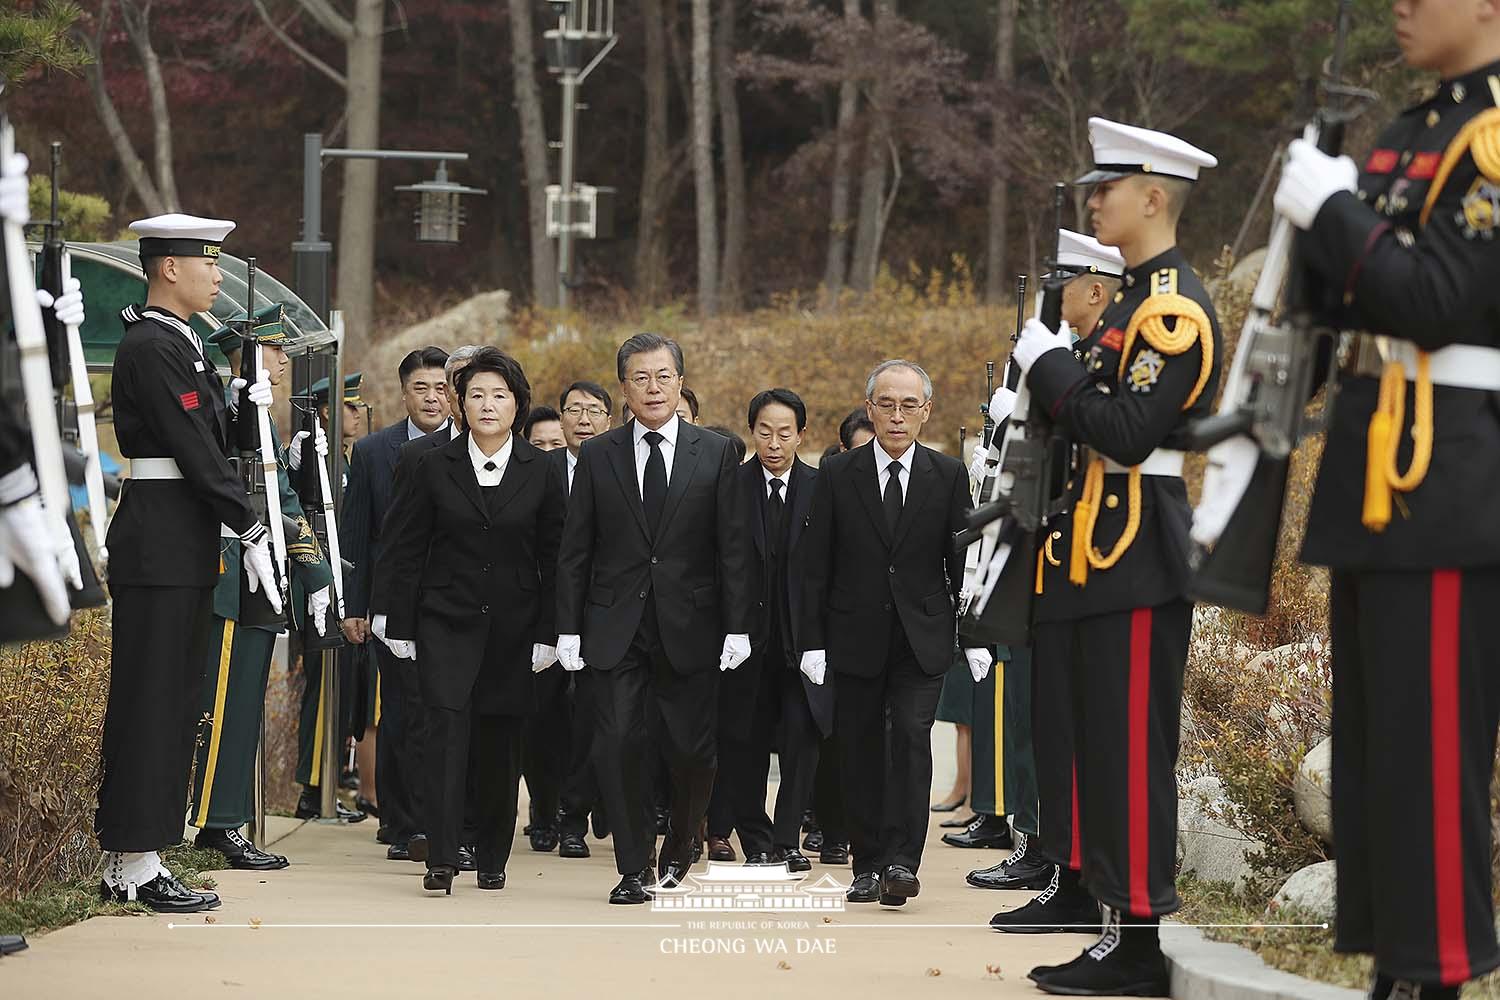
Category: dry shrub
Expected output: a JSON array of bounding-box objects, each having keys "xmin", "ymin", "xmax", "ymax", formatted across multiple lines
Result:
[{"xmin": 0, "ymin": 610, "xmax": 110, "ymax": 899}]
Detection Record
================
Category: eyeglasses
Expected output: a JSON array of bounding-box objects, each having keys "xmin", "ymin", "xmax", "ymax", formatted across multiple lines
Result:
[
  {"xmin": 562, "ymin": 404, "xmax": 609, "ymax": 419},
  {"xmin": 628, "ymin": 372, "xmax": 680, "ymax": 389},
  {"xmin": 869, "ymin": 399, "xmax": 926, "ymax": 416}
]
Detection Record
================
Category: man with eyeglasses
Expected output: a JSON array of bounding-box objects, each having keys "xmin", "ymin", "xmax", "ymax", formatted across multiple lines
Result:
[
  {"xmin": 554, "ymin": 334, "xmax": 751, "ymax": 904},
  {"xmin": 800, "ymin": 360, "xmax": 993, "ymax": 908}
]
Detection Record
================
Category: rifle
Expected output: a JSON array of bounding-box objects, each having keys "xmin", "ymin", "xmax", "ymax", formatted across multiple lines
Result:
[
  {"xmin": 959, "ymin": 187, "xmax": 1069, "ymax": 646},
  {"xmin": 233, "ymin": 259, "xmax": 289, "ymax": 628},
  {"xmin": 295, "ymin": 316, "xmax": 348, "ymax": 649},
  {"xmin": 1180, "ymin": 0, "xmax": 1373, "ymax": 614}
]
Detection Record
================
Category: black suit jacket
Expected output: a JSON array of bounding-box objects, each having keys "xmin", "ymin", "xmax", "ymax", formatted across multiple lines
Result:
[
  {"xmin": 721, "ymin": 457, "xmax": 833, "ymax": 738},
  {"xmin": 546, "ymin": 446, "xmax": 573, "ymax": 497},
  {"xmin": 368, "ymin": 426, "xmax": 454, "ymax": 616},
  {"xmin": 801, "ymin": 441, "xmax": 971, "ymax": 678},
  {"xmin": 556, "ymin": 421, "xmax": 751, "ymax": 672},
  {"xmin": 340, "ymin": 418, "xmax": 412, "ymax": 618},
  {"xmin": 383, "ymin": 432, "xmax": 564, "ymax": 713}
]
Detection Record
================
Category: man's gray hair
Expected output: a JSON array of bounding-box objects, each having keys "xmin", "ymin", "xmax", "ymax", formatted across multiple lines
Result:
[
  {"xmin": 865, "ymin": 359, "xmax": 933, "ymax": 402},
  {"xmin": 446, "ymin": 344, "xmax": 485, "ymax": 380}
]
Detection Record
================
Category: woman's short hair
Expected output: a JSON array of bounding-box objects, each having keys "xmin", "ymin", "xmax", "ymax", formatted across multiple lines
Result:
[{"xmin": 455, "ymin": 346, "xmax": 532, "ymax": 434}]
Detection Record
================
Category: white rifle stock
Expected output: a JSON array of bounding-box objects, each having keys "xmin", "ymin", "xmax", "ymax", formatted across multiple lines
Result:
[
  {"xmin": 61, "ymin": 250, "xmax": 110, "ymax": 564},
  {"xmin": 253, "ymin": 338, "xmax": 290, "ymax": 606}
]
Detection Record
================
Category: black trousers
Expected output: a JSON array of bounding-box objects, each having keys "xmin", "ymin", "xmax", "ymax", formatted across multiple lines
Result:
[
  {"xmin": 812, "ymin": 735, "xmax": 847, "ymax": 846},
  {"xmin": 558, "ymin": 671, "xmax": 604, "ymax": 837},
  {"xmin": 525, "ymin": 666, "xmax": 571, "ymax": 831},
  {"xmin": 1032, "ymin": 621, "xmax": 1080, "ymax": 870},
  {"xmin": 1057, "ymin": 601, "xmax": 1190, "ymax": 918},
  {"xmin": 1330, "ymin": 569, "xmax": 1500, "ymax": 984},
  {"xmin": 372, "ymin": 641, "xmax": 427, "ymax": 842},
  {"xmin": 724, "ymin": 649, "xmax": 822, "ymax": 856},
  {"xmin": 834, "ymin": 619, "xmax": 944, "ymax": 877},
  {"xmin": 425, "ymin": 705, "xmax": 524, "ymax": 873},
  {"xmin": 591, "ymin": 602, "xmax": 718, "ymax": 875},
  {"xmin": 97, "ymin": 584, "xmax": 214, "ymax": 852}
]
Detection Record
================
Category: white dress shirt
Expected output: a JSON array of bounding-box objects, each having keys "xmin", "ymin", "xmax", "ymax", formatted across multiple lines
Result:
[
  {"xmin": 874, "ymin": 441, "xmax": 915, "ymax": 501},
  {"xmin": 407, "ymin": 416, "xmax": 451, "ymax": 442},
  {"xmin": 762, "ymin": 463, "xmax": 788, "ymax": 499},
  {"xmin": 565, "ymin": 449, "xmax": 578, "ymax": 494},
  {"xmin": 632, "ymin": 414, "xmax": 680, "ymax": 497},
  {"xmin": 469, "ymin": 433, "xmax": 513, "ymax": 487}
]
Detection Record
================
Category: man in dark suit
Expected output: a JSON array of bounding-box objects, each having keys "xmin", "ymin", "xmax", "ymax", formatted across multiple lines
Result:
[
  {"xmin": 555, "ymin": 333, "xmax": 751, "ymax": 904},
  {"xmin": 801, "ymin": 360, "xmax": 991, "ymax": 907},
  {"xmin": 714, "ymin": 389, "xmax": 831, "ymax": 871},
  {"xmin": 341, "ymin": 346, "xmax": 450, "ymax": 860}
]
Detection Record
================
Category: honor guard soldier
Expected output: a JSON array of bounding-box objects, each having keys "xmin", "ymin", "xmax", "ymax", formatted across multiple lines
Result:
[
  {"xmin": 993, "ymin": 120, "xmax": 1220, "ymax": 996},
  {"xmin": 186, "ymin": 307, "xmax": 334, "ymax": 869},
  {"xmin": 97, "ymin": 214, "xmax": 280, "ymax": 912},
  {"xmin": 1272, "ymin": 7, "xmax": 1500, "ymax": 997}
]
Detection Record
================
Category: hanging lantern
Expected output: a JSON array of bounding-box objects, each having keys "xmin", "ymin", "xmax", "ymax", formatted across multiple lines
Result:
[{"xmin": 395, "ymin": 162, "xmax": 488, "ymax": 244}]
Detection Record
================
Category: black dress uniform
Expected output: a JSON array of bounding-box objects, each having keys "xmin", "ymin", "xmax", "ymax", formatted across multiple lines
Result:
[{"xmin": 1297, "ymin": 61, "xmax": 1500, "ymax": 987}]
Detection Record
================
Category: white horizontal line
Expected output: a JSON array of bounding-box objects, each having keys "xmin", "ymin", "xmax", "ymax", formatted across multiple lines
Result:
[
  {"xmin": 167, "ymin": 923, "xmax": 685, "ymax": 930},
  {"xmin": 166, "ymin": 921, "xmax": 1329, "ymax": 931}
]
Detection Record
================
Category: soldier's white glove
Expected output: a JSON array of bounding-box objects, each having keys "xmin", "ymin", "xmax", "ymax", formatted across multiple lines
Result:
[
  {"xmin": 247, "ymin": 370, "xmax": 273, "ymax": 409},
  {"xmin": 386, "ymin": 638, "xmax": 417, "ymax": 660},
  {"xmin": 1191, "ymin": 436, "xmax": 1260, "ymax": 548},
  {"xmin": 36, "ymin": 277, "xmax": 85, "ymax": 328},
  {"xmin": 531, "ymin": 642, "xmax": 559, "ymax": 673},
  {"xmin": 288, "ymin": 424, "xmax": 328, "ymax": 472},
  {"xmin": 557, "ymin": 633, "xmax": 585, "ymax": 672},
  {"xmin": 0, "ymin": 152, "xmax": 28, "ymax": 226},
  {"xmin": 241, "ymin": 536, "xmax": 283, "ymax": 614},
  {"xmin": 968, "ymin": 442, "xmax": 994, "ymax": 484},
  {"xmin": 1014, "ymin": 317, "xmax": 1074, "ymax": 376},
  {"xmin": 718, "ymin": 633, "xmax": 751, "ymax": 671},
  {"xmin": 1274, "ymin": 138, "xmax": 1358, "ymax": 230},
  {"xmin": 987, "ymin": 386, "xmax": 1018, "ymax": 424},
  {"xmin": 307, "ymin": 585, "xmax": 331, "ymax": 636},
  {"xmin": 964, "ymin": 646, "xmax": 994, "ymax": 682},
  {"xmin": 0, "ymin": 468, "xmax": 75, "ymax": 625},
  {"xmin": 799, "ymin": 649, "xmax": 827, "ymax": 686}
]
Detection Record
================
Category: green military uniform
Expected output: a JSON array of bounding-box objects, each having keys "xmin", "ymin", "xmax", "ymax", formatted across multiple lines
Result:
[
  {"xmin": 969, "ymin": 644, "xmax": 1038, "ymax": 834},
  {"xmin": 188, "ymin": 307, "xmax": 332, "ymax": 837}
]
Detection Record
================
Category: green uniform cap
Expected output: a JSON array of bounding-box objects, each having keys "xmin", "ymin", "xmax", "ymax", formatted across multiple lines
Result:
[
  {"xmin": 207, "ymin": 303, "xmax": 290, "ymax": 351},
  {"xmin": 311, "ymin": 372, "xmax": 364, "ymax": 406}
]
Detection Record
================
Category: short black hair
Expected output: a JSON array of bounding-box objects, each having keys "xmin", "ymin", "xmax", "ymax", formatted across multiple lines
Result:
[
  {"xmin": 399, "ymin": 346, "xmax": 450, "ymax": 387},
  {"xmin": 454, "ymin": 346, "xmax": 531, "ymax": 435},
  {"xmin": 838, "ymin": 407, "xmax": 875, "ymax": 451},
  {"xmin": 821, "ymin": 443, "xmax": 841, "ymax": 461},
  {"xmin": 679, "ymin": 385, "xmax": 701, "ymax": 420},
  {"xmin": 523, "ymin": 405, "xmax": 561, "ymax": 441},
  {"xmin": 616, "ymin": 332, "xmax": 685, "ymax": 382},
  {"xmin": 705, "ymin": 424, "xmax": 746, "ymax": 464},
  {"xmin": 747, "ymin": 388, "xmax": 807, "ymax": 432},
  {"xmin": 140, "ymin": 256, "xmax": 166, "ymax": 282},
  {"xmin": 559, "ymin": 379, "xmax": 613, "ymax": 414}
]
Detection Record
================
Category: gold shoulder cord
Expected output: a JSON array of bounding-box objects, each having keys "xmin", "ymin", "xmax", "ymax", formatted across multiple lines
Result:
[
  {"xmin": 1066, "ymin": 270, "xmax": 1214, "ymax": 587},
  {"xmin": 1363, "ymin": 100, "xmax": 1500, "ymax": 532}
]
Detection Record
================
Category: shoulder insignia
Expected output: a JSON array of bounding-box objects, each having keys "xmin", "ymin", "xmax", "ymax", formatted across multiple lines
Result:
[
  {"xmin": 1118, "ymin": 285, "xmax": 1216, "ymax": 410},
  {"xmin": 1152, "ymin": 268, "xmax": 1178, "ymax": 297},
  {"xmin": 1456, "ymin": 175, "xmax": 1500, "ymax": 240},
  {"xmin": 1420, "ymin": 106, "xmax": 1500, "ymax": 227}
]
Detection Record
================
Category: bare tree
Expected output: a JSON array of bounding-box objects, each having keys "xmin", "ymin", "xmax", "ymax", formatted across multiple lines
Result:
[
  {"xmin": 507, "ymin": 0, "xmax": 558, "ymax": 308},
  {"xmin": 715, "ymin": 0, "xmax": 746, "ymax": 313},
  {"xmin": 848, "ymin": 0, "xmax": 895, "ymax": 292},
  {"xmin": 690, "ymin": 0, "xmax": 719, "ymax": 316},
  {"xmin": 635, "ymin": 0, "xmax": 671, "ymax": 304},
  {"xmin": 821, "ymin": 0, "xmax": 860, "ymax": 301},
  {"xmin": 985, "ymin": 0, "xmax": 1017, "ymax": 303}
]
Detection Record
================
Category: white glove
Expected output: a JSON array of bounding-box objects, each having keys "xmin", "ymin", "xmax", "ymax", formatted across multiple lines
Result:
[
  {"xmin": 387, "ymin": 638, "xmax": 417, "ymax": 660},
  {"xmin": 799, "ymin": 649, "xmax": 827, "ymax": 686},
  {"xmin": 1191, "ymin": 435, "xmax": 1260, "ymax": 548},
  {"xmin": 227, "ymin": 377, "xmax": 247, "ymax": 415},
  {"xmin": 987, "ymin": 386, "xmax": 1018, "ymax": 424},
  {"xmin": 1274, "ymin": 138, "xmax": 1358, "ymax": 230},
  {"xmin": 246, "ymin": 369, "xmax": 273, "ymax": 409},
  {"xmin": 557, "ymin": 633, "xmax": 585, "ymax": 672},
  {"xmin": 0, "ymin": 493, "xmax": 74, "ymax": 625},
  {"xmin": 719, "ymin": 633, "xmax": 751, "ymax": 671},
  {"xmin": 1013, "ymin": 316, "xmax": 1074, "ymax": 375},
  {"xmin": 288, "ymin": 424, "xmax": 328, "ymax": 472},
  {"xmin": 306, "ymin": 585, "xmax": 331, "ymax": 637},
  {"xmin": 370, "ymin": 613, "xmax": 388, "ymax": 642},
  {"xmin": 241, "ymin": 536, "xmax": 284, "ymax": 614},
  {"xmin": 964, "ymin": 646, "xmax": 994, "ymax": 682},
  {"xmin": 37, "ymin": 277, "xmax": 85, "ymax": 328},
  {"xmin": 532, "ymin": 642, "xmax": 559, "ymax": 673},
  {"xmin": 0, "ymin": 152, "xmax": 28, "ymax": 226},
  {"xmin": 968, "ymin": 442, "xmax": 994, "ymax": 484}
]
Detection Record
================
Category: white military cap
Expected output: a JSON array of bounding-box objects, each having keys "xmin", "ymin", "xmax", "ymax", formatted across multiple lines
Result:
[
  {"xmin": 129, "ymin": 213, "xmax": 236, "ymax": 258},
  {"xmin": 1055, "ymin": 229, "xmax": 1125, "ymax": 279},
  {"xmin": 1075, "ymin": 117, "xmax": 1217, "ymax": 184}
]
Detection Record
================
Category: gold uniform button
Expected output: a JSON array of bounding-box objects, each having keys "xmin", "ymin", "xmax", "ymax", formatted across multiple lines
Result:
[
  {"xmin": 1452, "ymin": 82, "xmax": 1466, "ymax": 103},
  {"xmin": 1113, "ymin": 292, "xmax": 1124, "ymax": 303},
  {"xmin": 1426, "ymin": 110, "xmax": 1441, "ymax": 127},
  {"xmin": 1051, "ymin": 530, "xmax": 1062, "ymax": 540},
  {"xmin": 1105, "ymin": 494, "xmax": 1120, "ymax": 509}
]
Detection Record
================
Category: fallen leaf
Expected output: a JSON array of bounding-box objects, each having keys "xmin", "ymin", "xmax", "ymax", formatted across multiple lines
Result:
[
  {"xmin": 822, "ymin": 916, "xmax": 832, "ymax": 924},
  {"xmin": 248, "ymin": 917, "xmax": 262, "ymax": 928},
  {"xmin": 985, "ymin": 964, "xmax": 1003, "ymax": 978},
  {"xmin": 926, "ymin": 968, "xmax": 941, "ymax": 977},
  {"xmin": 204, "ymin": 916, "xmax": 216, "ymax": 924},
  {"xmin": 777, "ymin": 961, "xmax": 791, "ymax": 970}
]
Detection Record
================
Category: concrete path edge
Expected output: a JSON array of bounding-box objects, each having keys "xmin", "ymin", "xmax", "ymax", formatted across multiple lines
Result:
[{"xmin": 1162, "ymin": 924, "xmax": 1362, "ymax": 1000}]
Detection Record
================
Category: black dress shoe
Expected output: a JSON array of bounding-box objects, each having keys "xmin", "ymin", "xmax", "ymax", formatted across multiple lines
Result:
[
  {"xmin": 457, "ymin": 844, "xmax": 477, "ymax": 872},
  {"xmin": 657, "ymin": 855, "xmax": 690, "ymax": 888},
  {"xmin": 819, "ymin": 843, "xmax": 850, "ymax": 866},
  {"xmin": 100, "ymin": 873, "xmax": 220, "ymax": 914},
  {"xmin": 967, "ymin": 832, "xmax": 1054, "ymax": 890},
  {"xmin": 776, "ymin": 848, "xmax": 812, "ymax": 873},
  {"xmin": 294, "ymin": 788, "xmax": 366, "ymax": 823},
  {"xmin": 559, "ymin": 833, "xmax": 591, "ymax": 858},
  {"xmin": 706, "ymin": 836, "xmax": 736, "ymax": 862},
  {"xmin": 743, "ymin": 851, "xmax": 774, "ymax": 865},
  {"xmin": 801, "ymin": 808, "xmax": 816, "ymax": 833},
  {"xmin": 477, "ymin": 871, "xmax": 506, "ymax": 890},
  {"xmin": 356, "ymin": 796, "xmax": 379, "ymax": 818},
  {"xmin": 0, "ymin": 935, "xmax": 27, "ymax": 955},
  {"xmin": 609, "ymin": 873, "xmax": 650, "ymax": 905},
  {"xmin": 407, "ymin": 834, "xmax": 429, "ymax": 862},
  {"xmin": 881, "ymin": 864, "xmax": 921, "ymax": 899},
  {"xmin": 423, "ymin": 866, "xmax": 456, "ymax": 895},
  {"xmin": 386, "ymin": 842, "xmax": 412, "ymax": 862},
  {"xmin": 654, "ymin": 807, "xmax": 670, "ymax": 835},
  {"xmin": 530, "ymin": 826, "xmax": 559, "ymax": 853},
  {"xmin": 802, "ymin": 826, "xmax": 824, "ymax": 852},
  {"xmin": 845, "ymin": 872, "xmax": 880, "ymax": 903},
  {"xmin": 940, "ymin": 811, "xmax": 980, "ymax": 829},
  {"xmin": 193, "ymin": 828, "xmax": 289, "ymax": 871},
  {"xmin": 1031, "ymin": 915, "xmax": 1169, "ymax": 996},
  {"xmin": 878, "ymin": 892, "xmax": 907, "ymax": 906},
  {"xmin": 375, "ymin": 825, "xmax": 392, "ymax": 845},
  {"xmin": 941, "ymin": 813, "xmax": 1014, "ymax": 849},
  {"xmin": 336, "ymin": 800, "xmax": 367, "ymax": 823},
  {"xmin": 1368, "ymin": 976, "xmax": 1460, "ymax": 1000},
  {"xmin": 990, "ymin": 867, "xmax": 1102, "ymax": 935}
]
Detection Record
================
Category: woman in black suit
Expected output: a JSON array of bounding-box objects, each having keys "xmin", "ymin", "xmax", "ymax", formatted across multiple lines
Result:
[{"xmin": 382, "ymin": 347, "xmax": 565, "ymax": 894}]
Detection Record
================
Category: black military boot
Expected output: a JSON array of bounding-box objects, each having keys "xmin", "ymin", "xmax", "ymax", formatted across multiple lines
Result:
[
  {"xmin": 194, "ymin": 827, "xmax": 289, "ymax": 871},
  {"xmin": 967, "ymin": 831, "xmax": 1055, "ymax": 890},
  {"xmin": 1369, "ymin": 975, "xmax": 1460, "ymax": 1000},
  {"xmin": 941, "ymin": 812, "xmax": 1014, "ymax": 849},
  {"xmin": 989, "ymin": 865, "xmax": 1101, "ymax": 934},
  {"xmin": 1030, "ymin": 909, "xmax": 1170, "ymax": 996}
]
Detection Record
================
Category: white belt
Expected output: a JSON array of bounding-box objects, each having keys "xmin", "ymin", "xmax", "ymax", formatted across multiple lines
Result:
[
  {"xmin": 220, "ymin": 524, "xmax": 239, "ymax": 539},
  {"xmin": 1103, "ymin": 449, "xmax": 1185, "ymax": 477},
  {"xmin": 1355, "ymin": 340, "xmax": 1500, "ymax": 391},
  {"xmin": 129, "ymin": 457, "xmax": 183, "ymax": 480}
]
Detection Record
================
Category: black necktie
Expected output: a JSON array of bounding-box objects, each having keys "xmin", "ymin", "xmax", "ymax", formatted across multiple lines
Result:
[
  {"xmin": 884, "ymin": 462, "xmax": 904, "ymax": 533},
  {"xmin": 643, "ymin": 430, "xmax": 667, "ymax": 536},
  {"xmin": 766, "ymin": 478, "xmax": 786, "ymax": 554}
]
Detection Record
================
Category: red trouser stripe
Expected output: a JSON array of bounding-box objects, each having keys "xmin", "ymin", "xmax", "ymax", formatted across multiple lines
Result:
[
  {"xmin": 1128, "ymin": 607, "xmax": 1153, "ymax": 917},
  {"xmin": 1069, "ymin": 758, "xmax": 1081, "ymax": 870},
  {"xmin": 1430, "ymin": 569, "xmax": 1469, "ymax": 984}
]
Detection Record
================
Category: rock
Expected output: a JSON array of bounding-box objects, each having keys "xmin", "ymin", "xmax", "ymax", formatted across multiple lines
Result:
[
  {"xmin": 1244, "ymin": 641, "xmax": 1328, "ymax": 677},
  {"xmin": 1177, "ymin": 772, "xmax": 1263, "ymax": 891},
  {"xmin": 1294, "ymin": 737, "xmax": 1334, "ymax": 845},
  {"xmin": 1227, "ymin": 247, "xmax": 1268, "ymax": 292},
  {"xmin": 361, "ymin": 290, "xmax": 514, "ymax": 420},
  {"xmin": 1270, "ymin": 861, "xmax": 1337, "ymax": 924}
]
